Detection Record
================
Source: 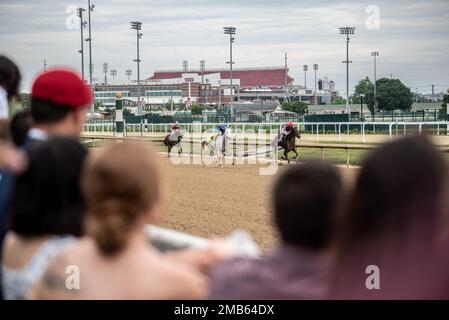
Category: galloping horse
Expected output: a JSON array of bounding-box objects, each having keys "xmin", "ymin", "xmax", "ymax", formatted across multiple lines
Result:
[
  {"xmin": 163, "ymin": 129, "xmax": 183, "ymax": 157},
  {"xmin": 201, "ymin": 127, "xmax": 234, "ymax": 167},
  {"xmin": 272, "ymin": 127, "xmax": 301, "ymax": 164}
]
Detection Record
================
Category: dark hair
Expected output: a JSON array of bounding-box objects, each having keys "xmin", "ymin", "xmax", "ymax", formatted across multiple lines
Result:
[
  {"xmin": 0, "ymin": 55, "xmax": 21, "ymax": 100},
  {"xmin": 336, "ymin": 136, "xmax": 448, "ymax": 253},
  {"xmin": 272, "ymin": 162, "xmax": 343, "ymax": 249},
  {"xmin": 31, "ymin": 98, "xmax": 73, "ymax": 125},
  {"xmin": 332, "ymin": 136, "xmax": 449, "ymax": 298},
  {"xmin": 8, "ymin": 137, "xmax": 88, "ymax": 237},
  {"xmin": 10, "ymin": 109, "xmax": 33, "ymax": 146}
]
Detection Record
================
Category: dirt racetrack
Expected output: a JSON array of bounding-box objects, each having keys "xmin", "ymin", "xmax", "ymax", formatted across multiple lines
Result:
[{"xmin": 162, "ymin": 159, "xmax": 358, "ymax": 250}]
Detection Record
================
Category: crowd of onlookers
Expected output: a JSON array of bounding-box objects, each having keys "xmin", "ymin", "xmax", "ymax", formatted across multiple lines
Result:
[{"xmin": 1, "ymin": 55, "xmax": 449, "ymax": 299}]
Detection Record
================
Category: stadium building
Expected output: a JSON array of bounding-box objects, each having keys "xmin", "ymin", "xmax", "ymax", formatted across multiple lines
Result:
[{"xmin": 93, "ymin": 66, "xmax": 339, "ymax": 110}]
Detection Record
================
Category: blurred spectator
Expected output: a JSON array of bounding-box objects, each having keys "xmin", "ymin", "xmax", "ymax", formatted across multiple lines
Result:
[
  {"xmin": 31, "ymin": 142, "xmax": 207, "ymax": 299},
  {"xmin": 9, "ymin": 109, "xmax": 32, "ymax": 147},
  {"xmin": 0, "ymin": 68, "xmax": 93, "ymax": 276},
  {"xmin": 28, "ymin": 69, "xmax": 92, "ymax": 143},
  {"xmin": 209, "ymin": 162, "xmax": 344, "ymax": 299},
  {"xmin": 331, "ymin": 136, "xmax": 449, "ymax": 299},
  {"xmin": 0, "ymin": 56, "xmax": 21, "ymax": 120},
  {"xmin": 0, "ymin": 143, "xmax": 27, "ymax": 173},
  {"xmin": 1, "ymin": 137, "xmax": 87, "ymax": 299}
]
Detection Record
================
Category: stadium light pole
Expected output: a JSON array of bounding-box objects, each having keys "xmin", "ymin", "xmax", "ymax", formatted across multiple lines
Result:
[
  {"xmin": 340, "ymin": 27, "xmax": 355, "ymax": 114},
  {"xmin": 200, "ymin": 60, "xmax": 205, "ymax": 84},
  {"xmin": 313, "ymin": 64, "xmax": 319, "ymax": 92},
  {"xmin": 103, "ymin": 62, "xmax": 108, "ymax": 85},
  {"xmin": 87, "ymin": 0, "xmax": 95, "ymax": 114},
  {"xmin": 284, "ymin": 53, "xmax": 289, "ymax": 102},
  {"xmin": 126, "ymin": 69, "xmax": 132, "ymax": 81},
  {"xmin": 223, "ymin": 26, "xmax": 236, "ymax": 119},
  {"xmin": 131, "ymin": 21, "xmax": 143, "ymax": 116},
  {"xmin": 371, "ymin": 51, "xmax": 379, "ymax": 114},
  {"xmin": 303, "ymin": 65, "xmax": 308, "ymax": 89},
  {"xmin": 111, "ymin": 69, "xmax": 117, "ymax": 81},
  {"xmin": 77, "ymin": 8, "xmax": 87, "ymax": 81}
]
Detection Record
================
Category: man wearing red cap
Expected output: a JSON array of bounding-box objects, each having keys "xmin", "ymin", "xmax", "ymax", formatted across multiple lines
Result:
[
  {"xmin": 27, "ymin": 68, "xmax": 93, "ymax": 142},
  {"xmin": 0, "ymin": 69, "xmax": 92, "ymax": 267}
]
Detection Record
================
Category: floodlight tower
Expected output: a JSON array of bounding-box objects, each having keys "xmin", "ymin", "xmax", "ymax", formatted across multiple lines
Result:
[
  {"xmin": 126, "ymin": 69, "xmax": 132, "ymax": 81},
  {"xmin": 110, "ymin": 69, "xmax": 117, "ymax": 81},
  {"xmin": 130, "ymin": 21, "xmax": 143, "ymax": 115},
  {"xmin": 77, "ymin": 8, "xmax": 87, "ymax": 81},
  {"xmin": 103, "ymin": 62, "xmax": 108, "ymax": 85},
  {"xmin": 223, "ymin": 26, "xmax": 236, "ymax": 118},
  {"xmin": 340, "ymin": 27, "xmax": 355, "ymax": 114},
  {"xmin": 87, "ymin": 0, "xmax": 95, "ymax": 113},
  {"xmin": 313, "ymin": 64, "xmax": 319, "ymax": 92},
  {"xmin": 303, "ymin": 64, "xmax": 309, "ymax": 89},
  {"xmin": 371, "ymin": 51, "xmax": 379, "ymax": 113},
  {"xmin": 200, "ymin": 60, "xmax": 205, "ymax": 84}
]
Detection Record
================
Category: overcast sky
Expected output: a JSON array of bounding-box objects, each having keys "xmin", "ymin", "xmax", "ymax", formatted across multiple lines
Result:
[{"xmin": 1, "ymin": 0, "xmax": 448, "ymax": 95}]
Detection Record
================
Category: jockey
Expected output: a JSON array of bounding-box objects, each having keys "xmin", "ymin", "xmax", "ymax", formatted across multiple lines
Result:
[
  {"xmin": 168, "ymin": 122, "xmax": 181, "ymax": 142},
  {"xmin": 216, "ymin": 123, "xmax": 229, "ymax": 136},
  {"xmin": 279, "ymin": 121, "xmax": 294, "ymax": 144},
  {"xmin": 171, "ymin": 122, "xmax": 180, "ymax": 131}
]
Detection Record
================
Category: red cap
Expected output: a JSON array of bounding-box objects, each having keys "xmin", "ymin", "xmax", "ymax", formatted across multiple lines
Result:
[{"xmin": 31, "ymin": 69, "xmax": 93, "ymax": 109}]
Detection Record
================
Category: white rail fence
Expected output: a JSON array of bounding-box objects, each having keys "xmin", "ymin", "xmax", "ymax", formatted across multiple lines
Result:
[{"xmin": 84, "ymin": 121, "xmax": 449, "ymax": 143}]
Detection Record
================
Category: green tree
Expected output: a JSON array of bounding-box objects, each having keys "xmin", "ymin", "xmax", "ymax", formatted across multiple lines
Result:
[
  {"xmin": 281, "ymin": 101, "xmax": 308, "ymax": 114},
  {"xmin": 190, "ymin": 103, "xmax": 204, "ymax": 115},
  {"xmin": 332, "ymin": 97, "xmax": 347, "ymax": 105},
  {"xmin": 353, "ymin": 77, "xmax": 374, "ymax": 112},
  {"xmin": 376, "ymin": 78, "xmax": 413, "ymax": 111}
]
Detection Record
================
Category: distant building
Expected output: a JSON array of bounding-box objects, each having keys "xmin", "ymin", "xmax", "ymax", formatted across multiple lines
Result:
[{"xmin": 92, "ymin": 66, "xmax": 339, "ymax": 110}]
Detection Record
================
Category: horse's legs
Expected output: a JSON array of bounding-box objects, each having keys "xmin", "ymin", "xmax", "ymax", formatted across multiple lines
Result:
[{"xmin": 293, "ymin": 149, "xmax": 299, "ymax": 163}]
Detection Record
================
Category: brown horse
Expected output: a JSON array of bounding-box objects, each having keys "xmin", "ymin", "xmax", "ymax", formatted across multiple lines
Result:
[
  {"xmin": 277, "ymin": 127, "xmax": 301, "ymax": 163},
  {"xmin": 163, "ymin": 130, "xmax": 183, "ymax": 157}
]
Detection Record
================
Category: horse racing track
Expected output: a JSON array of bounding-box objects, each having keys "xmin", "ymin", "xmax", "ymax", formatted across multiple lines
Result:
[{"xmin": 161, "ymin": 158, "xmax": 358, "ymax": 250}]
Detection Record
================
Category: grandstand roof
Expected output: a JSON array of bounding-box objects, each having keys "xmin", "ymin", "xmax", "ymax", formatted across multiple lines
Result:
[{"xmin": 148, "ymin": 67, "xmax": 294, "ymax": 89}]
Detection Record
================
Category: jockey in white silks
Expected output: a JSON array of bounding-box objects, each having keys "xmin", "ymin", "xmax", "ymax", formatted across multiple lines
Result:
[{"xmin": 169, "ymin": 122, "xmax": 181, "ymax": 141}]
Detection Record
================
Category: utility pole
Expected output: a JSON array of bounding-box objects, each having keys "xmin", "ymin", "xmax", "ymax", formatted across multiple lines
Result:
[
  {"xmin": 432, "ymin": 84, "xmax": 435, "ymax": 102},
  {"xmin": 340, "ymin": 27, "xmax": 355, "ymax": 114},
  {"xmin": 43, "ymin": 59, "xmax": 47, "ymax": 73}
]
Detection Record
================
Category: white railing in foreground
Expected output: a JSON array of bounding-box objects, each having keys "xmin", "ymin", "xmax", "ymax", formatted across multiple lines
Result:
[{"xmin": 146, "ymin": 225, "xmax": 261, "ymax": 258}]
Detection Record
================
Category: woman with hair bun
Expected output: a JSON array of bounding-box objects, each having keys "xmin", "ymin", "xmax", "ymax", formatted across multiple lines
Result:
[{"xmin": 30, "ymin": 142, "xmax": 208, "ymax": 300}]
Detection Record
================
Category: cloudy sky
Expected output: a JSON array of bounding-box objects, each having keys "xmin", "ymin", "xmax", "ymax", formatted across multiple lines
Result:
[{"xmin": 1, "ymin": 0, "xmax": 448, "ymax": 95}]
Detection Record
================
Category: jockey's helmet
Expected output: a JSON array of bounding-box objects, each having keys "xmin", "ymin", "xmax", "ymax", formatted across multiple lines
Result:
[{"xmin": 287, "ymin": 121, "xmax": 294, "ymax": 128}]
